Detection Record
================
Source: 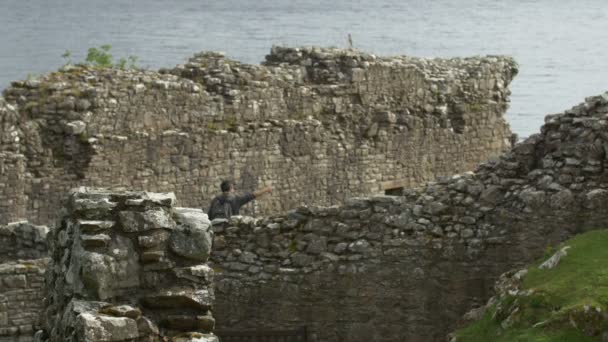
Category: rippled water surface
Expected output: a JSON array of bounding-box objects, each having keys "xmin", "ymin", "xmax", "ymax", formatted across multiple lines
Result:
[{"xmin": 1, "ymin": 0, "xmax": 607, "ymax": 137}]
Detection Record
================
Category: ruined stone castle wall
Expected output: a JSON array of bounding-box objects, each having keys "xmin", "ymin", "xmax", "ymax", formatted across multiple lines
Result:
[
  {"xmin": 0, "ymin": 222, "xmax": 48, "ymax": 261},
  {"xmin": 0, "ymin": 47, "xmax": 517, "ymax": 225},
  {"xmin": 0, "ymin": 153, "xmax": 28, "ymax": 224},
  {"xmin": 209, "ymin": 92, "xmax": 608, "ymax": 341},
  {"xmin": 0, "ymin": 259, "xmax": 47, "ymax": 341},
  {"xmin": 1, "ymin": 92, "xmax": 607, "ymax": 342},
  {"xmin": 0, "ymin": 222, "xmax": 49, "ymax": 341}
]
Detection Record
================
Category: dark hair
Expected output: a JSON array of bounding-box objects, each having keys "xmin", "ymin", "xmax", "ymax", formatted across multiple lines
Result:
[{"xmin": 220, "ymin": 180, "xmax": 234, "ymax": 192}]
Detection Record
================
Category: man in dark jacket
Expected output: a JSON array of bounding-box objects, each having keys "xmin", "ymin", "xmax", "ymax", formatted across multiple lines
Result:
[{"xmin": 207, "ymin": 180, "xmax": 272, "ymax": 220}]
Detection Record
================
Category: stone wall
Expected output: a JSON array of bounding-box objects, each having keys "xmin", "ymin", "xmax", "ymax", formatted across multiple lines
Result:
[
  {"xmin": 0, "ymin": 46, "xmax": 517, "ymax": 225},
  {"xmin": 0, "ymin": 222, "xmax": 48, "ymax": 261},
  {"xmin": 209, "ymin": 92, "xmax": 608, "ymax": 341},
  {"xmin": 2, "ymin": 92, "xmax": 607, "ymax": 341},
  {"xmin": 0, "ymin": 222, "xmax": 49, "ymax": 342},
  {"xmin": 0, "ymin": 259, "xmax": 47, "ymax": 342},
  {"xmin": 0, "ymin": 152, "xmax": 28, "ymax": 223},
  {"xmin": 40, "ymin": 188, "xmax": 217, "ymax": 342}
]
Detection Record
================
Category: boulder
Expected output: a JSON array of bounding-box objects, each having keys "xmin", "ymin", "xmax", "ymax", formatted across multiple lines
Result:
[{"xmin": 170, "ymin": 208, "xmax": 212, "ymax": 261}]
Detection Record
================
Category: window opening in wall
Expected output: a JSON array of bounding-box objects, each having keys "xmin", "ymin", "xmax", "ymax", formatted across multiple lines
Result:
[{"xmin": 385, "ymin": 186, "xmax": 404, "ymax": 196}]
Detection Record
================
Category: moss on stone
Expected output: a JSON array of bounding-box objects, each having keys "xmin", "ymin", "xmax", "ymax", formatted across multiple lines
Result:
[{"xmin": 468, "ymin": 103, "xmax": 485, "ymax": 113}]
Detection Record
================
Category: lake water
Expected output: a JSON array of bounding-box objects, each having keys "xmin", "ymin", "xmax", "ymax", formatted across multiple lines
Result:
[{"xmin": 1, "ymin": 0, "xmax": 607, "ymax": 137}]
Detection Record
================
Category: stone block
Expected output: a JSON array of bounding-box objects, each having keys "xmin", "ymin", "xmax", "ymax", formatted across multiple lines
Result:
[
  {"xmin": 162, "ymin": 314, "xmax": 215, "ymax": 332},
  {"xmin": 142, "ymin": 289, "xmax": 214, "ymax": 310},
  {"xmin": 119, "ymin": 209, "xmax": 175, "ymax": 232},
  {"xmin": 170, "ymin": 209, "xmax": 212, "ymax": 261},
  {"xmin": 77, "ymin": 220, "xmax": 114, "ymax": 233},
  {"xmin": 75, "ymin": 313, "xmax": 138, "ymax": 342},
  {"xmin": 3, "ymin": 274, "xmax": 26, "ymax": 288},
  {"xmin": 137, "ymin": 231, "xmax": 170, "ymax": 248},
  {"xmin": 81, "ymin": 234, "xmax": 111, "ymax": 248},
  {"xmin": 99, "ymin": 305, "xmax": 142, "ymax": 319}
]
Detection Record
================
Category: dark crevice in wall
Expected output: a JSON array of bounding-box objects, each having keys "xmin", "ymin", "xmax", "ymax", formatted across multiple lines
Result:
[{"xmin": 385, "ymin": 187, "xmax": 404, "ymax": 196}]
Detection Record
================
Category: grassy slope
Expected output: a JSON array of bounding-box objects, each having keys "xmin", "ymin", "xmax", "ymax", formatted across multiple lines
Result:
[{"xmin": 455, "ymin": 229, "xmax": 608, "ymax": 341}]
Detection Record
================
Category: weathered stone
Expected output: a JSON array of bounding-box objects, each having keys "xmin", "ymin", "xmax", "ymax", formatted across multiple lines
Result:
[
  {"xmin": 238, "ymin": 251, "xmax": 257, "ymax": 264},
  {"xmin": 136, "ymin": 316, "xmax": 159, "ymax": 336},
  {"xmin": 162, "ymin": 314, "xmax": 215, "ymax": 332},
  {"xmin": 99, "ymin": 305, "xmax": 142, "ymax": 319},
  {"xmin": 142, "ymin": 289, "xmax": 214, "ymax": 310},
  {"xmin": 584, "ymin": 189, "xmax": 608, "ymax": 209},
  {"xmin": 306, "ymin": 236, "xmax": 327, "ymax": 254},
  {"xmin": 38, "ymin": 190, "xmax": 216, "ymax": 341},
  {"xmin": 519, "ymin": 189, "xmax": 547, "ymax": 209},
  {"xmin": 144, "ymin": 192, "xmax": 177, "ymax": 206},
  {"xmin": 140, "ymin": 250, "xmax": 165, "ymax": 263},
  {"xmin": 81, "ymin": 234, "xmax": 111, "ymax": 248},
  {"xmin": 349, "ymin": 240, "xmax": 370, "ymax": 253},
  {"xmin": 138, "ymin": 230, "xmax": 170, "ymax": 248},
  {"xmin": 174, "ymin": 264, "xmax": 214, "ymax": 284},
  {"xmin": 78, "ymin": 220, "xmax": 115, "ymax": 233},
  {"xmin": 550, "ymin": 189, "xmax": 575, "ymax": 209},
  {"xmin": 539, "ymin": 246, "xmax": 571, "ymax": 270},
  {"xmin": 78, "ymin": 252, "xmax": 116, "ymax": 300},
  {"xmin": 119, "ymin": 208, "xmax": 175, "ymax": 232},
  {"xmin": 479, "ymin": 186, "xmax": 503, "ymax": 205},
  {"xmin": 424, "ymin": 201, "xmax": 448, "ymax": 215},
  {"xmin": 2, "ymin": 274, "xmax": 26, "ymax": 288},
  {"xmin": 65, "ymin": 120, "xmax": 87, "ymax": 135},
  {"xmin": 72, "ymin": 198, "xmax": 117, "ymax": 219},
  {"xmin": 172, "ymin": 333, "xmax": 220, "ymax": 342},
  {"xmin": 75, "ymin": 313, "xmax": 138, "ymax": 342},
  {"xmin": 170, "ymin": 209, "xmax": 213, "ymax": 261}
]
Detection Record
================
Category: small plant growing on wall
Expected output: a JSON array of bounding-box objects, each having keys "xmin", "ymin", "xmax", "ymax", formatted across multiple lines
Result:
[
  {"xmin": 61, "ymin": 45, "xmax": 140, "ymax": 69},
  {"xmin": 86, "ymin": 44, "xmax": 114, "ymax": 67},
  {"xmin": 288, "ymin": 240, "xmax": 298, "ymax": 253},
  {"xmin": 61, "ymin": 50, "xmax": 72, "ymax": 65},
  {"xmin": 116, "ymin": 55, "xmax": 139, "ymax": 70}
]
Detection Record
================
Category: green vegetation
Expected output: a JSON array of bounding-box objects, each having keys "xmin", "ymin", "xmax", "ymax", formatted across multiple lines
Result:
[
  {"xmin": 455, "ymin": 229, "xmax": 608, "ymax": 342},
  {"xmin": 85, "ymin": 44, "xmax": 113, "ymax": 67},
  {"xmin": 61, "ymin": 50, "xmax": 72, "ymax": 65},
  {"xmin": 205, "ymin": 116, "xmax": 241, "ymax": 131},
  {"xmin": 288, "ymin": 240, "xmax": 298, "ymax": 253},
  {"xmin": 225, "ymin": 115, "xmax": 238, "ymax": 129},
  {"xmin": 61, "ymin": 45, "xmax": 139, "ymax": 69},
  {"xmin": 469, "ymin": 103, "xmax": 486, "ymax": 113},
  {"xmin": 206, "ymin": 122, "xmax": 219, "ymax": 131}
]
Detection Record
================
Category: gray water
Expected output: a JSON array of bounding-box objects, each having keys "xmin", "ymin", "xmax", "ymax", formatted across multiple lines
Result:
[{"xmin": 1, "ymin": 0, "xmax": 607, "ymax": 137}]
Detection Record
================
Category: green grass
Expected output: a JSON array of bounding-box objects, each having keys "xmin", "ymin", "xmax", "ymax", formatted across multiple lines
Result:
[
  {"xmin": 455, "ymin": 229, "xmax": 608, "ymax": 342},
  {"xmin": 523, "ymin": 230, "xmax": 608, "ymax": 310}
]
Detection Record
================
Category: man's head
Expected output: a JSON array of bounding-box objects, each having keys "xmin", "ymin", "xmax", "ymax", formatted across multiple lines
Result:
[{"xmin": 220, "ymin": 180, "xmax": 235, "ymax": 193}]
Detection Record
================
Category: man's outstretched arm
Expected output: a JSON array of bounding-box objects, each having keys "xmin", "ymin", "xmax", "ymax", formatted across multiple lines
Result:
[
  {"xmin": 236, "ymin": 186, "xmax": 273, "ymax": 207},
  {"xmin": 253, "ymin": 186, "xmax": 273, "ymax": 198}
]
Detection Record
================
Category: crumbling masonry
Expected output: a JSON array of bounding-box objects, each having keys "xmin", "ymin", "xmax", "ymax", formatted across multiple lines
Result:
[
  {"xmin": 0, "ymin": 222, "xmax": 48, "ymax": 340},
  {"xmin": 0, "ymin": 47, "xmax": 517, "ymax": 225},
  {"xmin": 41, "ymin": 188, "xmax": 217, "ymax": 342},
  {"xmin": 207, "ymin": 92, "xmax": 608, "ymax": 341},
  {"xmin": 4, "ymin": 46, "xmax": 584, "ymax": 342},
  {"xmin": 2, "ymin": 90, "xmax": 605, "ymax": 342}
]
